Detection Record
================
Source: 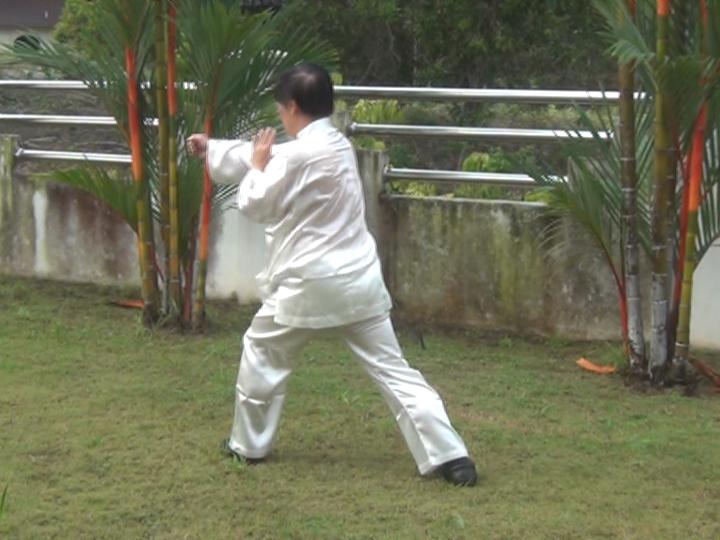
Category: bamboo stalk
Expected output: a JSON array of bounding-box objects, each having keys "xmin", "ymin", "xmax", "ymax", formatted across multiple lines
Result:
[
  {"xmin": 126, "ymin": 45, "xmax": 160, "ymax": 325},
  {"xmin": 166, "ymin": 1, "xmax": 181, "ymax": 320},
  {"xmin": 648, "ymin": 0, "xmax": 672, "ymax": 383},
  {"xmin": 183, "ymin": 217, "xmax": 197, "ymax": 326},
  {"xmin": 619, "ymin": 0, "xmax": 645, "ymax": 371},
  {"xmin": 673, "ymin": 0, "xmax": 710, "ymax": 374},
  {"xmin": 191, "ymin": 115, "xmax": 214, "ymax": 331},
  {"xmin": 674, "ymin": 104, "xmax": 708, "ymax": 367},
  {"xmin": 154, "ymin": 0, "xmax": 170, "ymax": 315}
]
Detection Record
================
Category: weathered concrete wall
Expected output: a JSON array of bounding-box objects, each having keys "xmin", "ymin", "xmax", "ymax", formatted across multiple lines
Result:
[
  {"xmin": 0, "ymin": 165, "xmax": 140, "ymax": 286},
  {"xmin": 382, "ymin": 194, "xmax": 720, "ymax": 348},
  {"xmin": 382, "ymin": 195, "xmax": 622, "ymax": 340},
  {"xmin": 691, "ymin": 242, "xmax": 720, "ymax": 350},
  {"xmin": 1, "ymin": 135, "xmax": 718, "ymax": 348},
  {"xmin": 0, "ymin": 164, "xmax": 267, "ymax": 302}
]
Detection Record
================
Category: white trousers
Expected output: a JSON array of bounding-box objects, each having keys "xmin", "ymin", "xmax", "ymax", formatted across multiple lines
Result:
[{"xmin": 228, "ymin": 305, "xmax": 470, "ymax": 475}]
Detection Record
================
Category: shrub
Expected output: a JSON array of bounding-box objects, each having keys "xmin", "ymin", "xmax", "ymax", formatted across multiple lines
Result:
[{"xmin": 53, "ymin": 0, "xmax": 101, "ymax": 57}]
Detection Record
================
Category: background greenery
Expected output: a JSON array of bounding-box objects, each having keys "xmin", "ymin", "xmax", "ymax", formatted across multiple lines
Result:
[
  {"xmin": 47, "ymin": 0, "xmax": 615, "ymax": 200},
  {"xmin": 54, "ymin": 0, "xmax": 615, "ymax": 88}
]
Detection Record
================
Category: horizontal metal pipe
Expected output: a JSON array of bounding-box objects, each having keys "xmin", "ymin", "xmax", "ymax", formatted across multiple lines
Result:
[
  {"xmin": 0, "ymin": 80, "xmax": 189, "ymax": 91},
  {"xmin": 0, "ymin": 80, "xmax": 88, "ymax": 90},
  {"xmin": 0, "ymin": 80, "xmax": 623, "ymax": 104},
  {"xmin": 336, "ymin": 86, "xmax": 621, "ymax": 104},
  {"xmin": 0, "ymin": 114, "xmax": 610, "ymax": 142},
  {"xmin": 350, "ymin": 123, "xmax": 610, "ymax": 141},
  {"xmin": 0, "ymin": 113, "xmax": 117, "ymax": 126},
  {"xmin": 15, "ymin": 148, "xmax": 131, "ymax": 164},
  {"xmin": 384, "ymin": 167, "xmax": 537, "ymax": 187}
]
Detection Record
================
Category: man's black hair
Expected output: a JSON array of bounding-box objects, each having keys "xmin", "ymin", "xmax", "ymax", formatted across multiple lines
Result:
[{"xmin": 273, "ymin": 63, "xmax": 334, "ymax": 118}]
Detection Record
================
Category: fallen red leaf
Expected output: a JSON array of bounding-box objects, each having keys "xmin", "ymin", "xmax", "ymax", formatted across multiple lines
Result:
[
  {"xmin": 110, "ymin": 299, "xmax": 144, "ymax": 310},
  {"xmin": 576, "ymin": 357, "xmax": 616, "ymax": 375}
]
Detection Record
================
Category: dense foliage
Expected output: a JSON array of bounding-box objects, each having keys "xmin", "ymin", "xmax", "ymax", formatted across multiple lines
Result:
[
  {"xmin": 55, "ymin": 0, "xmax": 615, "ymax": 88},
  {"xmin": 285, "ymin": 0, "xmax": 615, "ymax": 88}
]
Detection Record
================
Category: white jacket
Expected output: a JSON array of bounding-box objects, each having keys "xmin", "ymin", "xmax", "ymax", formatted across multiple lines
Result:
[{"xmin": 207, "ymin": 117, "xmax": 391, "ymax": 328}]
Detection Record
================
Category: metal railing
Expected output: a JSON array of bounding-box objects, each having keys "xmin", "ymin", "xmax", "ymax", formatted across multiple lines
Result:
[
  {"xmin": 1, "ymin": 114, "xmax": 608, "ymax": 142},
  {"xmin": 384, "ymin": 168, "xmax": 538, "ymax": 188},
  {"xmin": 2, "ymin": 79, "xmax": 615, "ymax": 184},
  {"xmin": 0, "ymin": 113, "xmax": 117, "ymax": 126},
  {"xmin": 349, "ymin": 123, "xmax": 608, "ymax": 141},
  {"xmin": 0, "ymin": 79, "xmax": 622, "ymax": 104},
  {"xmin": 15, "ymin": 148, "xmax": 131, "ymax": 164}
]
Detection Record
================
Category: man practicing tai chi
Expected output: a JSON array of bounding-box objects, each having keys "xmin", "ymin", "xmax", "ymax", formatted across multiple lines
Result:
[{"xmin": 187, "ymin": 63, "xmax": 477, "ymax": 486}]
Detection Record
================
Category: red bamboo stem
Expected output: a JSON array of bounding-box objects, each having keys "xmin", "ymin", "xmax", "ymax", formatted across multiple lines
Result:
[
  {"xmin": 199, "ymin": 116, "xmax": 213, "ymax": 261},
  {"xmin": 125, "ymin": 49, "xmax": 143, "ymax": 183}
]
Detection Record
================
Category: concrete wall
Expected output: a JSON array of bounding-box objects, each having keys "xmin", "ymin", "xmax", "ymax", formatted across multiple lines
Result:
[
  {"xmin": 1, "ymin": 135, "xmax": 718, "ymax": 349},
  {"xmin": 0, "ymin": 151, "xmax": 266, "ymax": 302},
  {"xmin": 382, "ymin": 195, "xmax": 623, "ymax": 340},
  {"xmin": 691, "ymin": 243, "xmax": 720, "ymax": 349},
  {"xmin": 382, "ymin": 193, "xmax": 720, "ymax": 348}
]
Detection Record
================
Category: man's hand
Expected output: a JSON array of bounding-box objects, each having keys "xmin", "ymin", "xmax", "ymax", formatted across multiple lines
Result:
[
  {"xmin": 251, "ymin": 128, "xmax": 276, "ymax": 172},
  {"xmin": 186, "ymin": 133, "xmax": 208, "ymax": 159}
]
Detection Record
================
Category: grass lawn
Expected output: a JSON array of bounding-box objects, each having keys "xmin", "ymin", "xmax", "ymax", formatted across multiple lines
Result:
[{"xmin": 1, "ymin": 274, "xmax": 719, "ymax": 539}]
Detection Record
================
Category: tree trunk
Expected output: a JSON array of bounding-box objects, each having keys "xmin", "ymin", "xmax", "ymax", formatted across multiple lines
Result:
[
  {"xmin": 619, "ymin": 0, "xmax": 645, "ymax": 371},
  {"xmin": 166, "ymin": 1, "xmax": 181, "ymax": 321},
  {"xmin": 126, "ymin": 46, "xmax": 160, "ymax": 325},
  {"xmin": 153, "ymin": 0, "xmax": 170, "ymax": 315},
  {"xmin": 648, "ymin": 0, "xmax": 672, "ymax": 383},
  {"xmin": 192, "ymin": 115, "xmax": 214, "ymax": 331},
  {"xmin": 673, "ymin": 0, "xmax": 710, "ymax": 378},
  {"xmin": 673, "ymin": 104, "xmax": 707, "ymax": 372}
]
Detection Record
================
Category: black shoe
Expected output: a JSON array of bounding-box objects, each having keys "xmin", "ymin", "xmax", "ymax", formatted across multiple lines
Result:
[
  {"xmin": 221, "ymin": 438, "xmax": 265, "ymax": 464},
  {"xmin": 439, "ymin": 457, "xmax": 478, "ymax": 486}
]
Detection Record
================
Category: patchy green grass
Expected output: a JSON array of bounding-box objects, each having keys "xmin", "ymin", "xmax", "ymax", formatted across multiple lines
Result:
[{"xmin": 1, "ymin": 274, "xmax": 719, "ymax": 539}]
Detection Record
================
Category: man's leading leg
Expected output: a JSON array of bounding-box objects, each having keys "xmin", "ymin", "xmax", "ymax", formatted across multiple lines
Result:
[
  {"xmin": 340, "ymin": 313, "xmax": 476, "ymax": 484},
  {"xmin": 228, "ymin": 304, "xmax": 312, "ymax": 459}
]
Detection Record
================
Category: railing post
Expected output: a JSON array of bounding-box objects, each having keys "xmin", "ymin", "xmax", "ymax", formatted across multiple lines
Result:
[
  {"xmin": 1, "ymin": 134, "xmax": 18, "ymax": 227},
  {"xmin": 331, "ymin": 110, "xmax": 352, "ymax": 135},
  {"xmin": 1, "ymin": 135, "xmax": 19, "ymax": 263},
  {"xmin": 355, "ymin": 147, "xmax": 389, "ymax": 262}
]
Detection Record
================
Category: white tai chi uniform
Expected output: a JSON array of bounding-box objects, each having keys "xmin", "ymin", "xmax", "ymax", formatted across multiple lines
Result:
[{"xmin": 207, "ymin": 118, "xmax": 469, "ymax": 474}]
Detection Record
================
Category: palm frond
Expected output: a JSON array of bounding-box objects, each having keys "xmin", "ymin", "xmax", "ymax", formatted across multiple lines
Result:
[
  {"xmin": 175, "ymin": 152, "xmax": 204, "ymax": 258},
  {"xmin": 177, "ymin": 0, "xmax": 336, "ymax": 138},
  {"xmin": 593, "ymin": 0, "xmax": 656, "ymax": 90},
  {"xmin": 697, "ymin": 119, "xmax": 720, "ymax": 260},
  {"xmin": 528, "ymin": 90, "xmax": 658, "ymax": 293},
  {"xmin": 3, "ymin": 0, "xmax": 157, "ymax": 144}
]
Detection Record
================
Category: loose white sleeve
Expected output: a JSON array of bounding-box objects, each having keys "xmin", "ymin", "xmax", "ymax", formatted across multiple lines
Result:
[
  {"xmin": 237, "ymin": 156, "xmax": 291, "ymax": 224},
  {"xmin": 206, "ymin": 139, "xmax": 252, "ymax": 185}
]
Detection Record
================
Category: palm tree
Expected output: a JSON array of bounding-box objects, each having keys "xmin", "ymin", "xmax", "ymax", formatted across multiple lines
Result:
[
  {"xmin": 572, "ymin": 0, "xmax": 720, "ymax": 381},
  {"xmin": 177, "ymin": 0, "xmax": 335, "ymax": 330},
  {"xmin": 5, "ymin": 0, "xmax": 162, "ymax": 324},
  {"xmin": 3, "ymin": 0, "xmax": 335, "ymax": 330}
]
